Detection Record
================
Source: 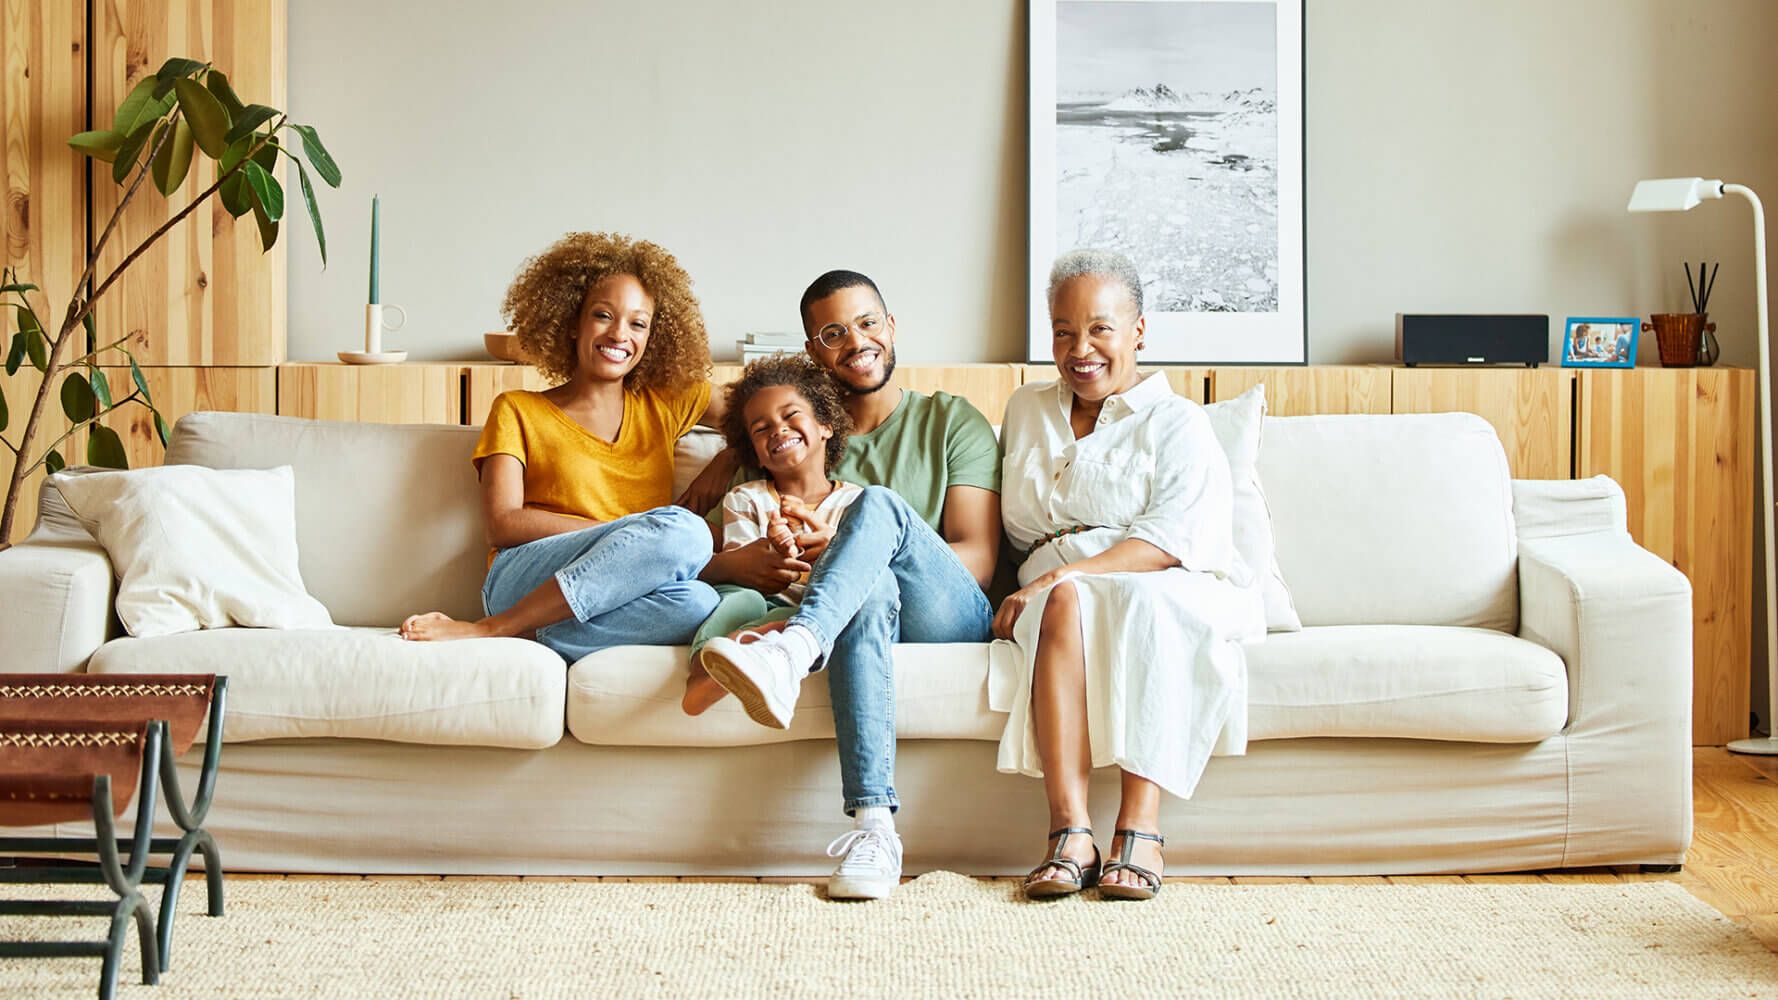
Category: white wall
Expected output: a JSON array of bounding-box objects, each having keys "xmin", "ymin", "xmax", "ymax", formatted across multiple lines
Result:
[{"xmin": 289, "ymin": 0, "xmax": 1778, "ymax": 367}]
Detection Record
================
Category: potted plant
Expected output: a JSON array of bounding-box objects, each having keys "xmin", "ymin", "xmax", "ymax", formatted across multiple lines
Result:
[{"xmin": 0, "ymin": 58, "xmax": 337, "ymax": 548}]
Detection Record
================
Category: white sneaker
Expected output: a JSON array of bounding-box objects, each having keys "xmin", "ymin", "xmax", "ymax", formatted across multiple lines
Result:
[
  {"xmin": 698, "ymin": 631, "xmax": 806, "ymax": 729},
  {"xmin": 825, "ymin": 825, "xmax": 903, "ymax": 901}
]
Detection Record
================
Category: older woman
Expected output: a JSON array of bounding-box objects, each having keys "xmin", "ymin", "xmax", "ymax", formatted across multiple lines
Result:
[
  {"xmin": 992, "ymin": 249, "xmax": 1264, "ymax": 900},
  {"xmin": 399, "ymin": 232, "xmax": 721, "ymax": 661}
]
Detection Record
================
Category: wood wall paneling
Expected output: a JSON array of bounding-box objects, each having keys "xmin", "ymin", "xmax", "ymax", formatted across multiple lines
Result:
[
  {"xmin": 463, "ymin": 363, "xmax": 550, "ymax": 425},
  {"xmin": 1578, "ymin": 367, "xmax": 1756, "ymax": 746},
  {"xmin": 894, "ymin": 364, "xmax": 1022, "ymax": 418},
  {"xmin": 1390, "ymin": 367, "xmax": 1573, "ymax": 479},
  {"xmin": 1211, "ymin": 366, "xmax": 1392, "ymax": 415},
  {"xmin": 91, "ymin": 0, "xmax": 287, "ymax": 367},
  {"xmin": 1016, "ymin": 365, "xmax": 1210, "ymax": 404},
  {"xmin": 277, "ymin": 363, "xmax": 460, "ymax": 425},
  {"xmin": 0, "ymin": 0, "xmax": 85, "ymax": 543},
  {"xmin": 94, "ymin": 364, "xmax": 275, "ymax": 467}
]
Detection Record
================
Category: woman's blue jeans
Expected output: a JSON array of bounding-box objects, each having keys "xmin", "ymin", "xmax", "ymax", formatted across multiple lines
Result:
[
  {"xmin": 483, "ymin": 506, "xmax": 718, "ymax": 663},
  {"xmin": 787, "ymin": 486, "xmax": 994, "ymax": 814}
]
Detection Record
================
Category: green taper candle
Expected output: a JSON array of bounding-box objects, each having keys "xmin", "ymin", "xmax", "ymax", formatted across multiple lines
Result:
[{"xmin": 369, "ymin": 194, "xmax": 380, "ymax": 305}]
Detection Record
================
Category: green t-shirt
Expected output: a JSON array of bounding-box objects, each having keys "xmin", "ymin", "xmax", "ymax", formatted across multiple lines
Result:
[{"xmin": 711, "ymin": 389, "xmax": 1001, "ymax": 532}]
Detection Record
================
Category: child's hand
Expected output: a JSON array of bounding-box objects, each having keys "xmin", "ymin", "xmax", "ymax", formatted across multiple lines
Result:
[
  {"xmin": 780, "ymin": 497, "xmax": 834, "ymax": 563},
  {"xmin": 766, "ymin": 513, "xmax": 802, "ymax": 558}
]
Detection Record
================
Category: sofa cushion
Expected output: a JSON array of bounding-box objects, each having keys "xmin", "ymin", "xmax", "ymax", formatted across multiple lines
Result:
[
  {"xmin": 1257, "ymin": 413, "xmax": 1518, "ymax": 630},
  {"xmin": 1246, "ymin": 625, "xmax": 1567, "ymax": 742},
  {"xmin": 87, "ymin": 627, "xmax": 565, "ymax": 749},
  {"xmin": 1204, "ymin": 385, "xmax": 1301, "ymax": 632},
  {"xmin": 566, "ymin": 627, "xmax": 1565, "ymax": 748}
]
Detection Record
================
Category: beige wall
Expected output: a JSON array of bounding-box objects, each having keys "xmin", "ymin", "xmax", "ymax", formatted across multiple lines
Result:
[{"xmin": 288, "ymin": 0, "xmax": 1778, "ymax": 367}]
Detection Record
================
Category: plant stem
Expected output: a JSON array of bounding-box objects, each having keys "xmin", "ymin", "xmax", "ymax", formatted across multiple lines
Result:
[
  {"xmin": 21, "ymin": 392, "xmax": 143, "ymax": 475},
  {"xmin": 54, "ymin": 334, "xmax": 138, "ymax": 373}
]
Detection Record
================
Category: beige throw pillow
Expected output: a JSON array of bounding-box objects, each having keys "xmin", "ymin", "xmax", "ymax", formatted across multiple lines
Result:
[
  {"xmin": 49, "ymin": 465, "xmax": 335, "ymax": 637},
  {"xmin": 1202, "ymin": 385, "xmax": 1303, "ymax": 632}
]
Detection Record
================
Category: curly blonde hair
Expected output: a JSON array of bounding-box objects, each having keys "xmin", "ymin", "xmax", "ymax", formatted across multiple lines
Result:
[{"xmin": 501, "ymin": 232, "xmax": 711, "ymax": 390}]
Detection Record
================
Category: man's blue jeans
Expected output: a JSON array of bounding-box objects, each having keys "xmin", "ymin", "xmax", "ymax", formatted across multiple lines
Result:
[
  {"xmin": 788, "ymin": 486, "xmax": 994, "ymax": 814},
  {"xmin": 483, "ymin": 506, "xmax": 718, "ymax": 663}
]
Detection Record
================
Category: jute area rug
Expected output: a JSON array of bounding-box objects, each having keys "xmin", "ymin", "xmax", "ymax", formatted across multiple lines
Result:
[{"xmin": 3, "ymin": 873, "xmax": 1774, "ymax": 998}]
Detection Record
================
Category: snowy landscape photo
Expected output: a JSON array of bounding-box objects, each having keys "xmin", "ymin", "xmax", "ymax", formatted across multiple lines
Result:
[{"xmin": 1030, "ymin": 0, "xmax": 1304, "ymax": 363}]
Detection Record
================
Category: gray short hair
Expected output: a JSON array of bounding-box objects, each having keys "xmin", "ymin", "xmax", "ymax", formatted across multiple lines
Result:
[{"xmin": 1047, "ymin": 248, "xmax": 1143, "ymax": 315}]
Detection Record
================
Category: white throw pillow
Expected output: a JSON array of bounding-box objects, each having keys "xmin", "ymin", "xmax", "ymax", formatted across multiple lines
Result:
[
  {"xmin": 49, "ymin": 465, "xmax": 335, "ymax": 637},
  {"xmin": 1202, "ymin": 385, "xmax": 1303, "ymax": 632}
]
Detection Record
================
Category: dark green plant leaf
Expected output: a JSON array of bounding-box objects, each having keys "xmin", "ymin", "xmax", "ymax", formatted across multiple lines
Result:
[
  {"xmin": 152, "ymin": 117, "xmax": 196, "ymax": 195},
  {"xmin": 250, "ymin": 191, "xmax": 280, "ymax": 252},
  {"xmin": 87, "ymin": 424, "xmax": 128, "ymax": 469},
  {"xmin": 290, "ymin": 125, "xmax": 341, "ymax": 187},
  {"xmin": 243, "ymin": 160, "xmax": 284, "ymax": 222},
  {"xmin": 111, "ymin": 119, "xmax": 159, "ymax": 185},
  {"xmin": 218, "ymin": 137, "xmax": 254, "ymax": 217},
  {"xmin": 172, "ymin": 78, "xmax": 229, "ymax": 158},
  {"xmin": 152, "ymin": 58, "xmax": 207, "ymax": 96},
  {"xmin": 20, "ymin": 309, "xmax": 46, "ymax": 372},
  {"xmin": 0, "ymin": 380, "xmax": 8, "ymax": 434},
  {"xmin": 90, "ymin": 366, "xmax": 112, "ymax": 410},
  {"xmin": 45, "ymin": 449, "xmax": 64, "ymax": 475},
  {"xmin": 154, "ymin": 410, "xmax": 171, "ymax": 448},
  {"xmin": 60, "ymin": 372, "xmax": 96, "ymax": 423},
  {"xmin": 112, "ymin": 76, "xmax": 163, "ymax": 135},
  {"xmin": 223, "ymin": 105, "xmax": 279, "ymax": 144},
  {"xmin": 206, "ymin": 70, "xmax": 245, "ymax": 120},
  {"xmin": 82, "ymin": 311, "xmax": 96, "ymax": 356},
  {"xmin": 68, "ymin": 130, "xmax": 125, "ymax": 163},
  {"xmin": 0, "ymin": 281, "xmax": 40, "ymax": 295},
  {"xmin": 294, "ymin": 159, "xmax": 327, "ymax": 267},
  {"xmin": 129, "ymin": 354, "xmax": 150, "ymax": 402},
  {"xmin": 4, "ymin": 332, "xmax": 22, "ymax": 376}
]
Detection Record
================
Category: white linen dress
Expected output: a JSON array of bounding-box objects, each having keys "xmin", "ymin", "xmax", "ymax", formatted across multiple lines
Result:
[{"xmin": 990, "ymin": 372, "xmax": 1265, "ymax": 799}]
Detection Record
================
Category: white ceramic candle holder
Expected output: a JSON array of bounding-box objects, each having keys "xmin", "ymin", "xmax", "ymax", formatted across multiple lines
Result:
[{"xmin": 338, "ymin": 303, "xmax": 409, "ymax": 365}]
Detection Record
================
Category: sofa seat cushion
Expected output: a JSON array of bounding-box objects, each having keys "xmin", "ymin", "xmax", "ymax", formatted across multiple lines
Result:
[
  {"xmin": 567, "ymin": 627, "xmax": 1567, "ymax": 747},
  {"xmin": 87, "ymin": 627, "xmax": 565, "ymax": 749},
  {"xmin": 1246, "ymin": 626, "xmax": 1567, "ymax": 743}
]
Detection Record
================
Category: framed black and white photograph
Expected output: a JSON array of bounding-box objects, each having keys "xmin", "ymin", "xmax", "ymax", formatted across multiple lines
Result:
[{"xmin": 1028, "ymin": 0, "xmax": 1305, "ymax": 363}]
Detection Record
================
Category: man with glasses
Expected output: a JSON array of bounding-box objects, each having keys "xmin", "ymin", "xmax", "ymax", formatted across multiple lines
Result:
[{"xmin": 695, "ymin": 270, "xmax": 1001, "ymax": 899}]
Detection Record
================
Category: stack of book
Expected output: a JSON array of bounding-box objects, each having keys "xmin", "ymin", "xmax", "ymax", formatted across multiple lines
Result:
[{"xmin": 736, "ymin": 332, "xmax": 803, "ymax": 364}]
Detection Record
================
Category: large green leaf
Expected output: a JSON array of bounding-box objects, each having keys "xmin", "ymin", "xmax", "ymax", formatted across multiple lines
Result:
[
  {"xmin": 218, "ymin": 137, "xmax": 254, "ymax": 217},
  {"xmin": 152, "ymin": 58, "xmax": 207, "ymax": 98},
  {"xmin": 249, "ymin": 191, "xmax": 279, "ymax": 252},
  {"xmin": 20, "ymin": 309, "xmax": 45, "ymax": 372},
  {"xmin": 111, "ymin": 119, "xmax": 159, "ymax": 185},
  {"xmin": 294, "ymin": 159, "xmax": 327, "ymax": 267},
  {"xmin": 153, "ymin": 410, "xmax": 171, "ymax": 448},
  {"xmin": 0, "ymin": 380, "xmax": 8, "ymax": 434},
  {"xmin": 205, "ymin": 70, "xmax": 246, "ymax": 120},
  {"xmin": 4, "ymin": 332, "xmax": 21, "ymax": 375},
  {"xmin": 290, "ymin": 125, "xmax": 341, "ymax": 188},
  {"xmin": 152, "ymin": 117, "xmax": 196, "ymax": 195},
  {"xmin": 60, "ymin": 372, "xmax": 96, "ymax": 422},
  {"xmin": 112, "ymin": 76, "xmax": 163, "ymax": 135},
  {"xmin": 82, "ymin": 311, "xmax": 96, "ymax": 356},
  {"xmin": 172, "ymin": 78, "xmax": 229, "ymax": 158},
  {"xmin": 223, "ymin": 105, "xmax": 279, "ymax": 144},
  {"xmin": 44, "ymin": 449, "xmax": 64, "ymax": 475},
  {"xmin": 87, "ymin": 425, "xmax": 128, "ymax": 469},
  {"xmin": 68, "ymin": 130, "xmax": 125, "ymax": 163},
  {"xmin": 129, "ymin": 354, "xmax": 150, "ymax": 402},
  {"xmin": 90, "ymin": 366, "xmax": 112, "ymax": 410},
  {"xmin": 243, "ymin": 160, "xmax": 284, "ymax": 222}
]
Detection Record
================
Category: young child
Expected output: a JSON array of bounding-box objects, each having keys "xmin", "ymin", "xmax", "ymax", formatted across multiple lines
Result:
[{"xmin": 683, "ymin": 355, "xmax": 862, "ymax": 715}]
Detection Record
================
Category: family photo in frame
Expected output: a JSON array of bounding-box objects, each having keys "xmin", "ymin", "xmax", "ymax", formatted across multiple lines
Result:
[{"xmin": 1028, "ymin": 0, "xmax": 1306, "ymax": 363}]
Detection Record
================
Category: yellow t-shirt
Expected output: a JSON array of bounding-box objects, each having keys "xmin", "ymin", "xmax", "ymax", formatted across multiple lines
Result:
[{"xmin": 471, "ymin": 383, "xmax": 711, "ymax": 530}]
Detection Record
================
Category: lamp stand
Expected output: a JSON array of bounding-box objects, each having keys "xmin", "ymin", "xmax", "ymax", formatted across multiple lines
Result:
[{"xmin": 1726, "ymin": 183, "xmax": 1777, "ymax": 754}]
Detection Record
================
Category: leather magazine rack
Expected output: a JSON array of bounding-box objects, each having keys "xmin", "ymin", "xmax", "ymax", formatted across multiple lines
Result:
[{"xmin": 0, "ymin": 674, "xmax": 228, "ymax": 1000}]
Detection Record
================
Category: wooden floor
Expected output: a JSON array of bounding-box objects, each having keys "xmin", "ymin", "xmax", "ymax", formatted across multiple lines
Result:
[{"xmin": 225, "ymin": 748, "xmax": 1778, "ymax": 951}]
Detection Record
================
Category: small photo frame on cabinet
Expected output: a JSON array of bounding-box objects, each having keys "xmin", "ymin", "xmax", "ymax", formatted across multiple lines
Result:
[{"xmin": 1561, "ymin": 317, "xmax": 1639, "ymax": 368}]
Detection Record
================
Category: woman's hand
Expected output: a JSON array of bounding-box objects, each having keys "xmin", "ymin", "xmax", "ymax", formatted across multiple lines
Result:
[
  {"xmin": 779, "ymin": 496, "xmax": 834, "ymax": 563},
  {"xmin": 700, "ymin": 538, "xmax": 811, "ymax": 592},
  {"xmin": 991, "ymin": 572, "xmax": 1062, "ymax": 640}
]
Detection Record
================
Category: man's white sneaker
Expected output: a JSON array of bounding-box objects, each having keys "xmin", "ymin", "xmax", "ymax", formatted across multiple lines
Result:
[
  {"xmin": 698, "ymin": 631, "xmax": 806, "ymax": 729},
  {"xmin": 825, "ymin": 825, "xmax": 903, "ymax": 901}
]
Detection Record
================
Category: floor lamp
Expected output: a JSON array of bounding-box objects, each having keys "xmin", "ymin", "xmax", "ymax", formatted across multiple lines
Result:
[{"xmin": 1627, "ymin": 177, "xmax": 1775, "ymax": 753}]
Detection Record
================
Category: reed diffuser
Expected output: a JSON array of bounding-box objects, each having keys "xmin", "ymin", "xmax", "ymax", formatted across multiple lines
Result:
[{"xmin": 1645, "ymin": 260, "xmax": 1721, "ymax": 367}]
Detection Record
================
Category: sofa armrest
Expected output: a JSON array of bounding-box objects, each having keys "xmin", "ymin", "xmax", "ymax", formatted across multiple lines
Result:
[
  {"xmin": 0, "ymin": 538, "xmax": 115, "ymax": 673},
  {"xmin": 1518, "ymin": 529, "xmax": 1693, "ymax": 865}
]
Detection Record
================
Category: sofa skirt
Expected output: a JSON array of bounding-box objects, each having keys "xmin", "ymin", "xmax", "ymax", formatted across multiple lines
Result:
[{"xmin": 27, "ymin": 731, "xmax": 1687, "ymax": 876}]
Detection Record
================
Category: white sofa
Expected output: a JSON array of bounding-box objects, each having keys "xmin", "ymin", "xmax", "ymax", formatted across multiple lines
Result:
[{"xmin": 0, "ymin": 409, "xmax": 1693, "ymax": 876}]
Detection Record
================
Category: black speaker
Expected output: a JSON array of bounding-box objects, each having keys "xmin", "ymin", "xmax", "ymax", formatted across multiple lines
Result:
[{"xmin": 1394, "ymin": 314, "xmax": 1549, "ymax": 367}]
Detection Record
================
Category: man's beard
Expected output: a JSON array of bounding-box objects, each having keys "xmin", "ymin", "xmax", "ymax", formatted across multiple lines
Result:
[{"xmin": 837, "ymin": 346, "xmax": 896, "ymax": 396}]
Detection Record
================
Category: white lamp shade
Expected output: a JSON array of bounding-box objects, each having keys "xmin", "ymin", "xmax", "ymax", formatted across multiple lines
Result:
[{"xmin": 1627, "ymin": 177, "xmax": 1724, "ymax": 213}]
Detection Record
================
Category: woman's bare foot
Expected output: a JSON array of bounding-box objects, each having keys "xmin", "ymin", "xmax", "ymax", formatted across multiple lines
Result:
[
  {"xmin": 683, "ymin": 661, "xmax": 728, "ymax": 715},
  {"xmin": 399, "ymin": 612, "xmax": 498, "ymax": 642},
  {"xmin": 1103, "ymin": 831, "xmax": 1165, "ymax": 889}
]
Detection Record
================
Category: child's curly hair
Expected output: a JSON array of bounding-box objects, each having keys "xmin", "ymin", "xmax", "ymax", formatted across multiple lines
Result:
[
  {"xmin": 501, "ymin": 232, "xmax": 711, "ymax": 390},
  {"xmin": 722, "ymin": 355, "xmax": 853, "ymax": 472}
]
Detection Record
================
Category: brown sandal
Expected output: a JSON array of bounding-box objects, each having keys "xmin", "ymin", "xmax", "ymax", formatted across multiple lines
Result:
[
  {"xmin": 1023, "ymin": 827, "xmax": 1101, "ymax": 900},
  {"xmin": 1099, "ymin": 829, "xmax": 1164, "ymax": 900}
]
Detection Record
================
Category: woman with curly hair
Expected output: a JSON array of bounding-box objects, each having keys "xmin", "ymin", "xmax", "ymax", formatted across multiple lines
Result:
[
  {"xmin": 681, "ymin": 355, "xmax": 860, "ymax": 715},
  {"xmin": 400, "ymin": 232, "xmax": 722, "ymax": 661}
]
